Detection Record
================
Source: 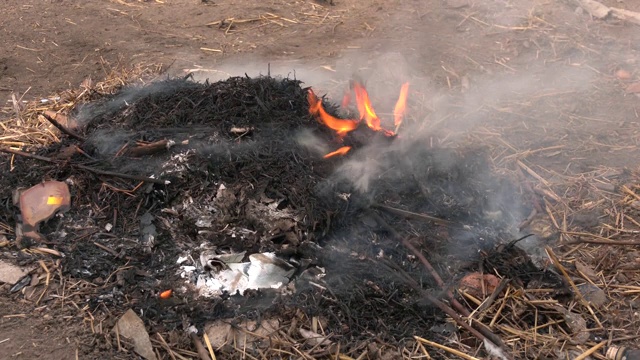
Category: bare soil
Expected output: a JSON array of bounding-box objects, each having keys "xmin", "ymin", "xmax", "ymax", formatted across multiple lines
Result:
[{"xmin": 2, "ymin": 0, "xmax": 640, "ymax": 359}]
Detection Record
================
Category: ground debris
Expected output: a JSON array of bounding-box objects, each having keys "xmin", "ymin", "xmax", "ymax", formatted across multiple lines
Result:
[{"xmin": 113, "ymin": 309, "xmax": 157, "ymax": 360}]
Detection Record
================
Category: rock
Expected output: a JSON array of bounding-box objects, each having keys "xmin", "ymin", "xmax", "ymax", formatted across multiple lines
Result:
[
  {"xmin": 574, "ymin": 260, "xmax": 598, "ymax": 281},
  {"xmin": 563, "ymin": 312, "xmax": 589, "ymax": 344},
  {"xmin": 205, "ymin": 320, "xmax": 232, "ymax": 349},
  {"xmin": 0, "ymin": 260, "xmax": 30, "ymax": 285},
  {"xmin": 205, "ymin": 318, "xmax": 279, "ymax": 349},
  {"xmin": 626, "ymin": 82, "xmax": 640, "ymax": 93},
  {"xmin": 615, "ymin": 69, "xmax": 632, "ymax": 80},
  {"xmin": 112, "ymin": 309, "xmax": 157, "ymax": 360},
  {"xmin": 0, "ymin": 235, "xmax": 8, "ymax": 247},
  {"xmin": 299, "ymin": 328, "xmax": 332, "ymax": 347},
  {"xmin": 458, "ymin": 273, "xmax": 501, "ymax": 298},
  {"xmin": 444, "ymin": 0, "xmax": 469, "ymax": 9},
  {"xmin": 14, "ymin": 181, "xmax": 71, "ymax": 241},
  {"xmin": 577, "ymin": 0, "xmax": 611, "ymax": 19},
  {"xmin": 577, "ymin": 283, "xmax": 608, "ymax": 307}
]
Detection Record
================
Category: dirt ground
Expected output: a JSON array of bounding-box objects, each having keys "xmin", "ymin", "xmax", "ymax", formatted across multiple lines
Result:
[{"xmin": 2, "ymin": 0, "xmax": 640, "ymax": 359}]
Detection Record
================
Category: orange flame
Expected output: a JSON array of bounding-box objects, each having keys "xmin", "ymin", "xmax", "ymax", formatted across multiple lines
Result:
[
  {"xmin": 352, "ymin": 82, "xmax": 382, "ymax": 131},
  {"xmin": 307, "ymin": 82, "xmax": 410, "ymax": 159},
  {"xmin": 323, "ymin": 146, "xmax": 351, "ymax": 159},
  {"xmin": 308, "ymin": 90, "xmax": 359, "ymax": 136},
  {"xmin": 394, "ymin": 82, "xmax": 410, "ymax": 128}
]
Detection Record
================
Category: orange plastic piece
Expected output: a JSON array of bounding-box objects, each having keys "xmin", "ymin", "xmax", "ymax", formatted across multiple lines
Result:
[{"xmin": 17, "ymin": 181, "xmax": 71, "ymax": 229}]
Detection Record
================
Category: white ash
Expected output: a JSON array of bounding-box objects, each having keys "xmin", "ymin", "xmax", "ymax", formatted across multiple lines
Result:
[
  {"xmin": 178, "ymin": 246, "xmax": 296, "ymax": 298},
  {"xmin": 160, "ymin": 150, "xmax": 196, "ymax": 177}
]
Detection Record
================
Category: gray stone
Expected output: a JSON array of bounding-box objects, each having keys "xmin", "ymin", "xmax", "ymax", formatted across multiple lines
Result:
[{"xmin": 0, "ymin": 260, "xmax": 30, "ymax": 285}]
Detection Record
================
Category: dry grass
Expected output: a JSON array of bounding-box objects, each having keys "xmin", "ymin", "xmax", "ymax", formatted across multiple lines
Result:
[{"xmin": 0, "ymin": 59, "xmax": 163, "ymax": 149}]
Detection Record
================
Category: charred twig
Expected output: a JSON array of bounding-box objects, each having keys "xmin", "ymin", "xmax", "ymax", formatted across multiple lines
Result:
[
  {"xmin": 0, "ymin": 147, "xmax": 169, "ymax": 185},
  {"xmin": 93, "ymin": 241, "xmax": 119, "ymax": 257},
  {"xmin": 369, "ymin": 211, "xmax": 512, "ymax": 357},
  {"xmin": 76, "ymin": 164, "xmax": 170, "ymax": 185},
  {"xmin": 41, "ymin": 113, "xmax": 86, "ymax": 142},
  {"xmin": 369, "ymin": 211, "xmax": 445, "ymax": 287},
  {"xmin": 372, "ymin": 203, "xmax": 453, "ymax": 226},
  {"xmin": 0, "ymin": 147, "xmax": 56, "ymax": 163},
  {"xmin": 380, "ymin": 259, "xmax": 511, "ymax": 359}
]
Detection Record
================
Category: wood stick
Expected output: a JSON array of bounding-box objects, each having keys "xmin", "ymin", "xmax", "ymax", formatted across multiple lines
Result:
[
  {"xmin": 202, "ymin": 333, "xmax": 217, "ymax": 360},
  {"xmin": 472, "ymin": 278, "xmax": 511, "ymax": 318},
  {"xmin": 415, "ymin": 336, "xmax": 481, "ymax": 360},
  {"xmin": 0, "ymin": 147, "xmax": 56, "ymax": 162},
  {"xmin": 156, "ymin": 333, "xmax": 178, "ymax": 360},
  {"xmin": 573, "ymin": 341, "xmax": 606, "ymax": 360},
  {"xmin": 125, "ymin": 139, "xmax": 173, "ymax": 157},
  {"xmin": 566, "ymin": 238, "xmax": 640, "ymax": 246},
  {"xmin": 93, "ymin": 241, "xmax": 119, "ymax": 257},
  {"xmin": 545, "ymin": 246, "xmax": 603, "ymax": 328},
  {"xmin": 190, "ymin": 333, "xmax": 212, "ymax": 360},
  {"xmin": 562, "ymin": 231, "xmax": 640, "ymax": 245},
  {"xmin": 41, "ymin": 113, "xmax": 86, "ymax": 142}
]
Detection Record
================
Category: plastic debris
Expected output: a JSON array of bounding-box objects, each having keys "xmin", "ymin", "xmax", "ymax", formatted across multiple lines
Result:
[
  {"xmin": 13, "ymin": 181, "xmax": 71, "ymax": 241},
  {"xmin": 183, "ymin": 249, "xmax": 296, "ymax": 297}
]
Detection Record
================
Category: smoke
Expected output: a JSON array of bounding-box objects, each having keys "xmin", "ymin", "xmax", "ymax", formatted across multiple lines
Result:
[
  {"xmin": 73, "ymin": 79, "xmax": 192, "ymax": 128},
  {"xmin": 295, "ymin": 129, "xmax": 330, "ymax": 157},
  {"xmin": 77, "ymin": 0, "xmax": 632, "ymax": 263}
]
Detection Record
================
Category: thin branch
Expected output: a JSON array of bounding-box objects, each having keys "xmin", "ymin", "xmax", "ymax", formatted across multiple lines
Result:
[
  {"xmin": 42, "ymin": 113, "xmax": 86, "ymax": 142},
  {"xmin": 0, "ymin": 147, "xmax": 168, "ymax": 185},
  {"xmin": 372, "ymin": 203, "xmax": 453, "ymax": 226}
]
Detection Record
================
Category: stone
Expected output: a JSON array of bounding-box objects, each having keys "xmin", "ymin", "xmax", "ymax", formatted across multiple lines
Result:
[
  {"xmin": 113, "ymin": 309, "xmax": 157, "ymax": 360},
  {"xmin": 0, "ymin": 260, "xmax": 30, "ymax": 285}
]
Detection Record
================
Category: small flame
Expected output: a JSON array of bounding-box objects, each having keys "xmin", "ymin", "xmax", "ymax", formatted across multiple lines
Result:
[
  {"xmin": 308, "ymin": 90, "xmax": 360, "ymax": 136},
  {"xmin": 323, "ymin": 146, "xmax": 351, "ymax": 159},
  {"xmin": 394, "ymin": 82, "xmax": 410, "ymax": 129},
  {"xmin": 307, "ymin": 81, "xmax": 410, "ymax": 159},
  {"xmin": 352, "ymin": 81, "xmax": 382, "ymax": 131}
]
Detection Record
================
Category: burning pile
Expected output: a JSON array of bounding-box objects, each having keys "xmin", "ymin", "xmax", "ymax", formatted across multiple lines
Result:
[{"xmin": 0, "ymin": 73, "xmax": 560, "ymax": 359}]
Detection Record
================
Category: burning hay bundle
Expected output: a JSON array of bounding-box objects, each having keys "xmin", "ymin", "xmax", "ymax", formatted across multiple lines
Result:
[{"xmin": 1, "ymin": 69, "xmax": 600, "ymax": 360}]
